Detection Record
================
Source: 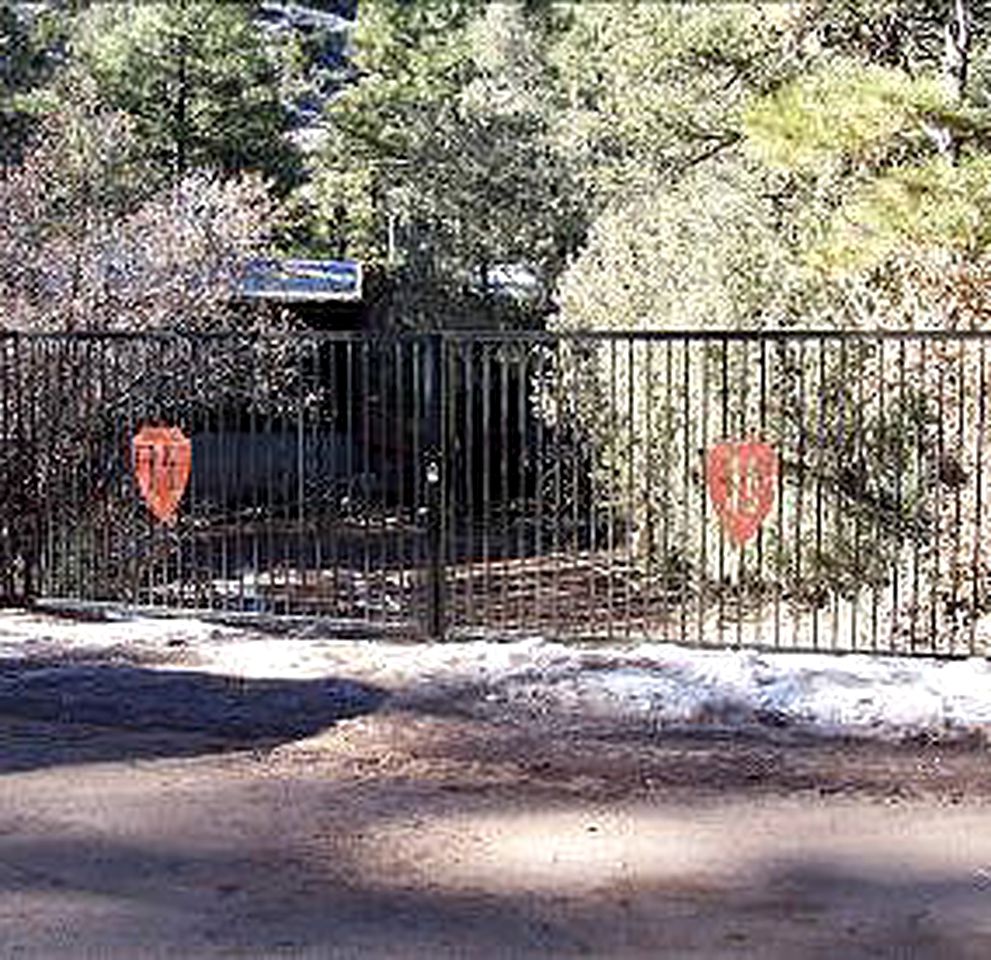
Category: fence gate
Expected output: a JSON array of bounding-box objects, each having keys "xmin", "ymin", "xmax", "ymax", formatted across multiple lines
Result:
[
  {"xmin": 0, "ymin": 331, "xmax": 447, "ymax": 635},
  {"xmin": 3, "ymin": 329, "xmax": 990, "ymax": 656}
]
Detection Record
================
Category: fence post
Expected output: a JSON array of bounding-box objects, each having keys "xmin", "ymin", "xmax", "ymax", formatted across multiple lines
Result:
[
  {"xmin": 5, "ymin": 332, "xmax": 35, "ymax": 605},
  {"xmin": 424, "ymin": 332, "xmax": 446, "ymax": 639}
]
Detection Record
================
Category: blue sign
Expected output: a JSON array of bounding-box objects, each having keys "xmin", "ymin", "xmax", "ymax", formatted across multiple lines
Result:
[{"xmin": 238, "ymin": 258, "xmax": 363, "ymax": 302}]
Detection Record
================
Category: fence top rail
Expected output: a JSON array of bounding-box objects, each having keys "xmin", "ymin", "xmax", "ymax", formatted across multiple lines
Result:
[
  {"xmin": 3, "ymin": 327, "xmax": 991, "ymax": 344},
  {"xmin": 439, "ymin": 328, "xmax": 991, "ymax": 342}
]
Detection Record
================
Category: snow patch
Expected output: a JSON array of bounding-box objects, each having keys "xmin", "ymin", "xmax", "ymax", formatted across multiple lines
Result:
[{"xmin": 1, "ymin": 611, "xmax": 990, "ymax": 741}]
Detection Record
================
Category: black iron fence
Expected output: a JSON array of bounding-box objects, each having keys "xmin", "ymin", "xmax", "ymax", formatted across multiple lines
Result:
[{"xmin": 2, "ymin": 328, "xmax": 990, "ymax": 655}]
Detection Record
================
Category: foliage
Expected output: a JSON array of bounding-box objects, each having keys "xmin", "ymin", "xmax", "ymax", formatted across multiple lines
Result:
[
  {"xmin": 70, "ymin": 1, "xmax": 300, "ymax": 189},
  {"xmin": 0, "ymin": 0, "xmax": 69, "ymax": 169},
  {"xmin": 312, "ymin": 0, "xmax": 585, "ymax": 324},
  {"xmin": 810, "ymin": 156, "xmax": 991, "ymax": 273},
  {"xmin": 744, "ymin": 58, "xmax": 956, "ymax": 174},
  {"xmin": 0, "ymin": 96, "xmax": 283, "ymax": 333},
  {"xmin": 555, "ymin": 158, "xmax": 804, "ymax": 335},
  {"xmin": 795, "ymin": 0, "xmax": 973, "ymax": 69},
  {"xmin": 544, "ymin": 2, "xmax": 800, "ymax": 205}
]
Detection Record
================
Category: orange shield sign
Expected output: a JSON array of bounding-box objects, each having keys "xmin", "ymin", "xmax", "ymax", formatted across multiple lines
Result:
[
  {"xmin": 133, "ymin": 425, "xmax": 192, "ymax": 525},
  {"xmin": 706, "ymin": 441, "xmax": 777, "ymax": 546}
]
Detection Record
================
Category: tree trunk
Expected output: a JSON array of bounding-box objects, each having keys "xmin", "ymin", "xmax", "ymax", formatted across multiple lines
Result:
[{"xmin": 945, "ymin": 0, "xmax": 970, "ymax": 104}]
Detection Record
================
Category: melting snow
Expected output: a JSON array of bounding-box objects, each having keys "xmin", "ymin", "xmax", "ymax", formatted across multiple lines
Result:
[{"xmin": 1, "ymin": 610, "xmax": 990, "ymax": 741}]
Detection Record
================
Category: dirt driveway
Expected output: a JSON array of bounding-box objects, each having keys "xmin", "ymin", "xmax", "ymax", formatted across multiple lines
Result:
[{"xmin": 1, "ymin": 636, "xmax": 991, "ymax": 958}]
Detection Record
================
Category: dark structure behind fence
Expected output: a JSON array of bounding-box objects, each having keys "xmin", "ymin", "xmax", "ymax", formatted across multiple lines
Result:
[{"xmin": 1, "ymin": 328, "xmax": 989, "ymax": 656}]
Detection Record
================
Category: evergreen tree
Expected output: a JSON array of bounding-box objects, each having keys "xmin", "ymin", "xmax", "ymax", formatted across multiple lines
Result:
[
  {"xmin": 311, "ymin": 0, "xmax": 585, "ymax": 325},
  {"xmin": 71, "ymin": 2, "xmax": 300, "ymax": 189},
  {"xmin": 0, "ymin": 1, "xmax": 68, "ymax": 170}
]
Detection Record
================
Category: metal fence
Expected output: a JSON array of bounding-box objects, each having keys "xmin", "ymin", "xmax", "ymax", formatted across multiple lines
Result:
[{"xmin": 2, "ymin": 328, "xmax": 990, "ymax": 656}]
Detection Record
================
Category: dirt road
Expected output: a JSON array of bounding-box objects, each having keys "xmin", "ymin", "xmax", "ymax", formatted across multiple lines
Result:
[{"xmin": 1, "ymin": 648, "xmax": 991, "ymax": 960}]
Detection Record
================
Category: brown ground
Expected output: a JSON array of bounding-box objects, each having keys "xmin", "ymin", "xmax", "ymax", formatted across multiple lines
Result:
[{"xmin": 1, "ymin": 665, "xmax": 991, "ymax": 960}]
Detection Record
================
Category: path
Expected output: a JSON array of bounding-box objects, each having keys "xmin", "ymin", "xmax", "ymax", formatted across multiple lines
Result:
[{"xmin": 2, "ymin": 702, "xmax": 991, "ymax": 956}]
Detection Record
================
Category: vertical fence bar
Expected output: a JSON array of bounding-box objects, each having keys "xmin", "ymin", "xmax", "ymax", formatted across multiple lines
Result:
[
  {"xmin": 126, "ymin": 338, "xmax": 139, "ymax": 605},
  {"xmin": 718, "ymin": 337, "xmax": 728, "ymax": 644},
  {"xmin": 792, "ymin": 339, "xmax": 806, "ymax": 649},
  {"xmin": 972, "ymin": 340, "xmax": 986, "ymax": 656},
  {"xmin": 87, "ymin": 339, "xmax": 102, "ymax": 599},
  {"xmin": 517, "ymin": 343, "xmax": 527, "ymax": 629},
  {"xmin": 643, "ymin": 340, "xmax": 655, "ymax": 637},
  {"xmin": 607, "ymin": 339, "xmax": 617, "ymax": 641},
  {"xmin": 294, "ymin": 337, "xmax": 307, "ymax": 615},
  {"xmin": 499, "ymin": 346, "xmax": 510, "ymax": 630},
  {"xmin": 894, "ymin": 339, "xmax": 906, "ymax": 651},
  {"xmin": 872, "ymin": 337, "xmax": 884, "ymax": 653},
  {"xmin": 662, "ymin": 340, "xmax": 672, "ymax": 639},
  {"xmin": 276, "ymin": 342, "xmax": 290, "ymax": 614},
  {"xmin": 0, "ymin": 337, "xmax": 9, "ymax": 600},
  {"xmin": 378, "ymin": 337, "xmax": 390, "ymax": 625},
  {"xmin": 443, "ymin": 336, "xmax": 455, "ymax": 633},
  {"xmin": 343, "ymin": 339, "xmax": 355, "ymax": 617},
  {"xmin": 187, "ymin": 337, "xmax": 202, "ymax": 608},
  {"xmin": 552, "ymin": 338, "xmax": 565, "ymax": 635},
  {"xmin": 462, "ymin": 340, "xmax": 474, "ymax": 630},
  {"xmin": 11, "ymin": 334, "xmax": 25, "ymax": 601},
  {"xmin": 17, "ymin": 334, "xmax": 27, "ymax": 601},
  {"xmin": 833, "ymin": 338, "xmax": 847, "ymax": 652},
  {"xmin": 587, "ymin": 346, "xmax": 598, "ymax": 631},
  {"xmin": 481, "ymin": 343, "xmax": 491, "ymax": 631},
  {"xmin": 625, "ymin": 337, "xmax": 635, "ymax": 638},
  {"xmin": 931, "ymin": 343, "xmax": 946, "ymax": 653},
  {"xmin": 571, "ymin": 346, "xmax": 583, "ymax": 634},
  {"xmin": 813, "ymin": 337, "xmax": 827, "ymax": 650},
  {"xmin": 176, "ymin": 336, "xmax": 189, "ymax": 608},
  {"xmin": 951, "ymin": 343, "xmax": 966, "ymax": 654},
  {"xmin": 423, "ymin": 333, "xmax": 445, "ymax": 639},
  {"xmin": 773, "ymin": 338, "xmax": 784, "ymax": 650},
  {"xmin": 697, "ymin": 338, "xmax": 708, "ymax": 647},
  {"xmin": 360, "ymin": 338, "xmax": 372, "ymax": 623},
  {"xmin": 29, "ymin": 335, "xmax": 41, "ymax": 602},
  {"xmin": 61, "ymin": 339, "xmax": 77, "ymax": 599},
  {"xmin": 851, "ymin": 337, "xmax": 865, "ymax": 652},
  {"xmin": 3, "ymin": 336, "xmax": 19, "ymax": 599},
  {"xmin": 737, "ymin": 338, "xmax": 748, "ymax": 651},
  {"xmin": 222, "ymin": 338, "xmax": 238, "ymax": 612},
  {"xmin": 757, "ymin": 337, "xmax": 768, "ymax": 650},
  {"xmin": 13, "ymin": 334, "xmax": 23, "ymax": 600},
  {"xmin": 911, "ymin": 339, "xmax": 926, "ymax": 654},
  {"xmin": 534, "ymin": 341, "xmax": 545, "ymax": 630},
  {"xmin": 144, "ymin": 337, "xmax": 157, "ymax": 606},
  {"xmin": 395, "ymin": 339, "xmax": 407, "ymax": 624},
  {"xmin": 411, "ymin": 338, "xmax": 424, "ymax": 626},
  {"xmin": 269, "ymin": 342, "xmax": 282, "ymax": 613},
  {"xmin": 248, "ymin": 339, "xmax": 261, "ymax": 613},
  {"xmin": 328, "ymin": 339, "xmax": 341, "ymax": 615},
  {"xmin": 680, "ymin": 336, "xmax": 690, "ymax": 645},
  {"xmin": 3, "ymin": 336, "xmax": 13, "ymax": 599}
]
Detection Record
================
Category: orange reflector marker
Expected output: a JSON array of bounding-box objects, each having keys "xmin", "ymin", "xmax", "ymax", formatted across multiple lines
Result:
[
  {"xmin": 132, "ymin": 425, "xmax": 192, "ymax": 525},
  {"xmin": 706, "ymin": 441, "xmax": 777, "ymax": 546}
]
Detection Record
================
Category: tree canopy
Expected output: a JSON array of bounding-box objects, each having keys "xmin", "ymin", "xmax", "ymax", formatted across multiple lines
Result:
[
  {"xmin": 311, "ymin": 0, "xmax": 585, "ymax": 323},
  {"xmin": 0, "ymin": 0, "xmax": 69, "ymax": 169},
  {"xmin": 70, "ymin": 2, "xmax": 300, "ymax": 189}
]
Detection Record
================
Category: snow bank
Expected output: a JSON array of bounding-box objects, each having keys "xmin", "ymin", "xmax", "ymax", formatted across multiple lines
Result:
[
  {"xmin": 1, "ymin": 610, "xmax": 990, "ymax": 741},
  {"xmin": 498, "ymin": 644, "xmax": 991, "ymax": 740}
]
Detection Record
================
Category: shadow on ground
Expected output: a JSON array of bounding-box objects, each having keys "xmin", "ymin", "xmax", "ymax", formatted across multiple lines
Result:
[
  {"xmin": 0, "ymin": 828, "xmax": 984, "ymax": 958},
  {"xmin": 0, "ymin": 657, "xmax": 387, "ymax": 773}
]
